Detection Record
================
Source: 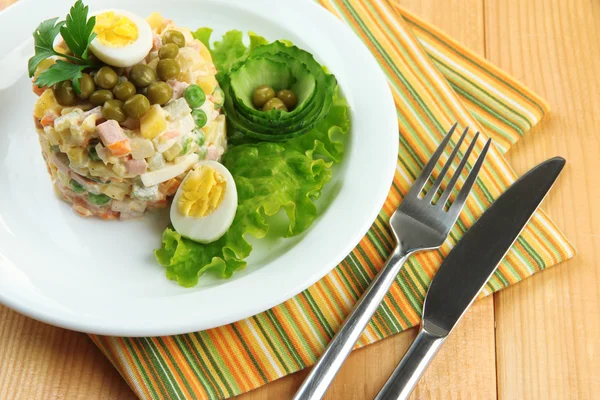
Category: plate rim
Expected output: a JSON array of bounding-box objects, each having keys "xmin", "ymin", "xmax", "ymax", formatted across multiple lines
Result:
[{"xmin": 0, "ymin": 0, "xmax": 399, "ymax": 336}]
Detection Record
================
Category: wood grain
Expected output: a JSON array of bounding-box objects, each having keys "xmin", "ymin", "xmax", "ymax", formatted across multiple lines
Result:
[
  {"xmin": 0, "ymin": 0, "xmax": 598, "ymax": 399},
  {"xmin": 485, "ymin": 0, "xmax": 600, "ymax": 399},
  {"xmin": 0, "ymin": 306, "xmax": 135, "ymax": 400}
]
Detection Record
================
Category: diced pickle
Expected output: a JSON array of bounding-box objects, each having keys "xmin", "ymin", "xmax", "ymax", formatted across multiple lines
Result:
[
  {"xmin": 163, "ymin": 142, "xmax": 183, "ymax": 161},
  {"xmin": 66, "ymin": 147, "xmax": 88, "ymax": 168}
]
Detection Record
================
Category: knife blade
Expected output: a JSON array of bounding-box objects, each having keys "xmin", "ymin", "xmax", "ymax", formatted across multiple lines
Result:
[{"xmin": 376, "ymin": 157, "xmax": 566, "ymax": 400}]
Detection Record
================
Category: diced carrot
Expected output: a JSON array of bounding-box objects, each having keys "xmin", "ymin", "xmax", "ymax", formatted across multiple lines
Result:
[
  {"xmin": 99, "ymin": 210, "xmax": 120, "ymax": 220},
  {"xmin": 40, "ymin": 113, "xmax": 56, "ymax": 127},
  {"xmin": 161, "ymin": 130, "xmax": 181, "ymax": 141},
  {"xmin": 32, "ymin": 83, "xmax": 46, "ymax": 96},
  {"xmin": 107, "ymin": 140, "xmax": 132, "ymax": 157},
  {"xmin": 147, "ymin": 199, "xmax": 168, "ymax": 209},
  {"xmin": 159, "ymin": 178, "xmax": 181, "ymax": 196}
]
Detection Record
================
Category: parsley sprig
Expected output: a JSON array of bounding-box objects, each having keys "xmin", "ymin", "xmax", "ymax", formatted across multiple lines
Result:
[{"xmin": 28, "ymin": 0, "xmax": 97, "ymax": 91}]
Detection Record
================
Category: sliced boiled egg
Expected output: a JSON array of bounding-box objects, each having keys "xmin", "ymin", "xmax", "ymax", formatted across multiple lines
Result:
[
  {"xmin": 89, "ymin": 10, "xmax": 153, "ymax": 68},
  {"xmin": 171, "ymin": 161, "xmax": 238, "ymax": 243}
]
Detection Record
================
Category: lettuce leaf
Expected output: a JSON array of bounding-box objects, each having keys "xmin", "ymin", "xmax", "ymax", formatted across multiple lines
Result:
[
  {"xmin": 193, "ymin": 29, "xmax": 268, "ymax": 81},
  {"xmin": 156, "ymin": 31, "xmax": 350, "ymax": 287}
]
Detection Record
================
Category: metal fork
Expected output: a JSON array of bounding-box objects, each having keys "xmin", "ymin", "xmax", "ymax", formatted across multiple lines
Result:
[{"xmin": 293, "ymin": 123, "xmax": 492, "ymax": 400}]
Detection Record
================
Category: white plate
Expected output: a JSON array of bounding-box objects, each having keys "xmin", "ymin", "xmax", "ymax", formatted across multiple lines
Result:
[{"xmin": 0, "ymin": 0, "xmax": 398, "ymax": 336}]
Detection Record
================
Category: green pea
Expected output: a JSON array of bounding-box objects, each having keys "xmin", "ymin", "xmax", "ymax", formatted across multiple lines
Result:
[
  {"xmin": 113, "ymin": 81, "xmax": 136, "ymax": 101},
  {"xmin": 157, "ymin": 58, "xmax": 181, "ymax": 81},
  {"xmin": 159, "ymin": 43, "xmax": 179, "ymax": 59},
  {"xmin": 162, "ymin": 30, "xmax": 186, "ymax": 48},
  {"xmin": 252, "ymin": 85, "xmax": 275, "ymax": 108},
  {"xmin": 124, "ymin": 94, "xmax": 151, "ymax": 119},
  {"xmin": 262, "ymin": 97, "xmax": 288, "ymax": 112},
  {"xmin": 88, "ymin": 144, "xmax": 101, "ymax": 161},
  {"xmin": 129, "ymin": 64, "xmax": 157, "ymax": 88},
  {"xmin": 191, "ymin": 109, "xmax": 207, "ymax": 128},
  {"xmin": 54, "ymin": 81, "xmax": 77, "ymax": 106},
  {"xmin": 88, "ymin": 193, "xmax": 111, "ymax": 205},
  {"xmin": 69, "ymin": 179, "xmax": 86, "ymax": 193},
  {"xmin": 77, "ymin": 73, "xmax": 96, "ymax": 100},
  {"xmin": 181, "ymin": 135, "xmax": 193, "ymax": 154},
  {"xmin": 94, "ymin": 66, "xmax": 119, "ymax": 89},
  {"xmin": 193, "ymin": 128, "xmax": 205, "ymax": 146},
  {"xmin": 89, "ymin": 89, "xmax": 114, "ymax": 106},
  {"xmin": 184, "ymin": 84, "xmax": 206, "ymax": 108},
  {"xmin": 276, "ymin": 89, "xmax": 298, "ymax": 110},
  {"xmin": 147, "ymin": 81, "xmax": 173, "ymax": 106},
  {"xmin": 102, "ymin": 100, "xmax": 127, "ymax": 123}
]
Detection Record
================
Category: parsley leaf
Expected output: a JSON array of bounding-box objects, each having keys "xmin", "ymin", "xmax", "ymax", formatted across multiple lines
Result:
[
  {"xmin": 28, "ymin": 17, "xmax": 65, "ymax": 77},
  {"xmin": 60, "ymin": 0, "xmax": 96, "ymax": 59},
  {"xmin": 34, "ymin": 60, "xmax": 86, "ymax": 89},
  {"xmin": 28, "ymin": 0, "xmax": 98, "ymax": 90}
]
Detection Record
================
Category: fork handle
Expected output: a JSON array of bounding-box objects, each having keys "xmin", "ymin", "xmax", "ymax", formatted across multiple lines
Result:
[
  {"xmin": 293, "ymin": 247, "xmax": 410, "ymax": 400},
  {"xmin": 375, "ymin": 328, "xmax": 445, "ymax": 400}
]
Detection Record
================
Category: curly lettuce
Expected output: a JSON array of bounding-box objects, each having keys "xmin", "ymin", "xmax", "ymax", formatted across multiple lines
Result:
[{"xmin": 155, "ymin": 31, "xmax": 350, "ymax": 287}]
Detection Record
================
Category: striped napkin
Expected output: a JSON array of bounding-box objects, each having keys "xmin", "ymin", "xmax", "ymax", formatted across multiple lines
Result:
[{"xmin": 91, "ymin": 1, "xmax": 576, "ymax": 399}]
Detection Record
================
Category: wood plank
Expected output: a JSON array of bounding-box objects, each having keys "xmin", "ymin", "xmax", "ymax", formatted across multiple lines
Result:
[
  {"xmin": 485, "ymin": 0, "xmax": 600, "ymax": 399},
  {"xmin": 0, "ymin": 1, "xmax": 496, "ymax": 399},
  {"xmin": 0, "ymin": 305, "xmax": 135, "ymax": 400}
]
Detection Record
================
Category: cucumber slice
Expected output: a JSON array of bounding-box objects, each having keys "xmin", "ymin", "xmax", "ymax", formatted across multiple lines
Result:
[{"xmin": 222, "ymin": 41, "xmax": 337, "ymax": 141}]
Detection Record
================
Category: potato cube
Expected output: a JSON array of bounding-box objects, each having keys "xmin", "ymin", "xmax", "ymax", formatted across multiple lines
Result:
[
  {"xmin": 130, "ymin": 138, "xmax": 156, "ymax": 160},
  {"xmin": 140, "ymin": 105, "xmax": 167, "ymax": 139},
  {"xmin": 34, "ymin": 89, "xmax": 61, "ymax": 119},
  {"xmin": 66, "ymin": 147, "xmax": 88, "ymax": 168}
]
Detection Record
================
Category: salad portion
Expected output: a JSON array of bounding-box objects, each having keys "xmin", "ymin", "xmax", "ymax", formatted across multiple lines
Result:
[
  {"xmin": 30, "ymin": 2, "xmax": 225, "ymax": 219},
  {"xmin": 29, "ymin": 1, "xmax": 350, "ymax": 287}
]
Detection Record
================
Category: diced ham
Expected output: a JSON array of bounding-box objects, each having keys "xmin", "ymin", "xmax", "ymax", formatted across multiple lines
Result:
[
  {"xmin": 125, "ymin": 158, "xmax": 148, "ymax": 175},
  {"xmin": 167, "ymin": 80, "xmax": 190, "ymax": 100},
  {"xmin": 70, "ymin": 172, "xmax": 101, "ymax": 194},
  {"xmin": 97, "ymin": 120, "xmax": 131, "ymax": 156},
  {"xmin": 50, "ymin": 152, "xmax": 70, "ymax": 175},
  {"xmin": 97, "ymin": 120, "xmax": 128, "ymax": 146}
]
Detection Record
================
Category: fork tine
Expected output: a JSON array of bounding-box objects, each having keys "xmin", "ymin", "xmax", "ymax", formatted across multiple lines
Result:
[
  {"xmin": 436, "ymin": 131, "xmax": 481, "ymax": 207},
  {"xmin": 407, "ymin": 123, "xmax": 458, "ymax": 197},
  {"xmin": 446, "ymin": 138, "xmax": 492, "ymax": 220},
  {"xmin": 424, "ymin": 127, "xmax": 469, "ymax": 203}
]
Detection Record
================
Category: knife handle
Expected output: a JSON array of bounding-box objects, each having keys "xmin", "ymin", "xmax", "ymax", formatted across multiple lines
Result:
[
  {"xmin": 375, "ymin": 328, "xmax": 445, "ymax": 400},
  {"xmin": 293, "ymin": 247, "xmax": 410, "ymax": 400}
]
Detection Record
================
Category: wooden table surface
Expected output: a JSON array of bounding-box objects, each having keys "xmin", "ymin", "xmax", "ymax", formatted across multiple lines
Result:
[{"xmin": 1, "ymin": 0, "xmax": 599, "ymax": 399}]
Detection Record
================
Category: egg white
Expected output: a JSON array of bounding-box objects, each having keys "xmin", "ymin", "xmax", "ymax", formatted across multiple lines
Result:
[
  {"xmin": 170, "ymin": 161, "xmax": 238, "ymax": 243},
  {"xmin": 89, "ymin": 9, "xmax": 153, "ymax": 68}
]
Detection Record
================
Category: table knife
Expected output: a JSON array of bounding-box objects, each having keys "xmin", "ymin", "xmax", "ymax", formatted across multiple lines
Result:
[{"xmin": 376, "ymin": 157, "xmax": 566, "ymax": 400}]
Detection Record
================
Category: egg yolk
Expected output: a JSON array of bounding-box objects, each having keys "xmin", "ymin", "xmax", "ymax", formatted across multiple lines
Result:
[
  {"xmin": 94, "ymin": 12, "xmax": 139, "ymax": 47},
  {"xmin": 178, "ymin": 166, "xmax": 226, "ymax": 218}
]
